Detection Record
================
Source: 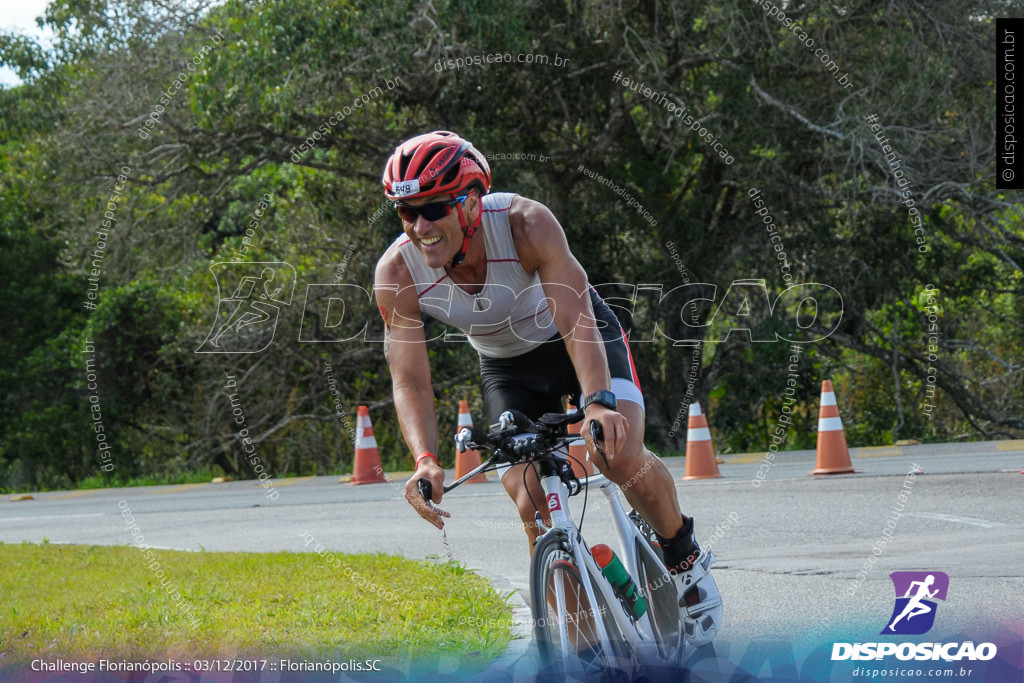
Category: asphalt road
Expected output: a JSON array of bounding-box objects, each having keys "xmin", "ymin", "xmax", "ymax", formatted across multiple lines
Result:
[{"xmin": 3, "ymin": 440, "xmax": 1023, "ymax": 679}]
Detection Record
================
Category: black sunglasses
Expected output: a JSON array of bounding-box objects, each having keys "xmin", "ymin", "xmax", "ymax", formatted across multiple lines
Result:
[{"xmin": 394, "ymin": 195, "xmax": 468, "ymax": 223}]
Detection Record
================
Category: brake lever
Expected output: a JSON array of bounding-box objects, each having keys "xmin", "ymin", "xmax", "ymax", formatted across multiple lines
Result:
[
  {"xmin": 416, "ymin": 478, "xmax": 452, "ymax": 558},
  {"xmin": 417, "ymin": 478, "xmax": 432, "ymax": 502},
  {"xmin": 589, "ymin": 420, "xmax": 612, "ymax": 470}
]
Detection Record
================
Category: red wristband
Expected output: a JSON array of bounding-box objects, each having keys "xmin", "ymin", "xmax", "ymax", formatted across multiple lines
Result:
[{"xmin": 415, "ymin": 452, "xmax": 439, "ymax": 468}]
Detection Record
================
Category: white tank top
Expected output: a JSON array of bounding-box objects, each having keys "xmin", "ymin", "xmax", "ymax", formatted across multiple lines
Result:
[{"xmin": 396, "ymin": 192, "xmax": 557, "ymax": 358}]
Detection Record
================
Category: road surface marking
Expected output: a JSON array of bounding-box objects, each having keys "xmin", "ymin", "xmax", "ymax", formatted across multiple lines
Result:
[
  {"xmin": 145, "ymin": 483, "xmax": 208, "ymax": 495},
  {"xmin": 908, "ymin": 512, "xmax": 1007, "ymax": 528},
  {"xmin": 723, "ymin": 453, "xmax": 766, "ymax": 464},
  {"xmin": 854, "ymin": 446, "xmax": 904, "ymax": 458},
  {"xmin": 272, "ymin": 476, "xmax": 316, "ymax": 488},
  {"xmin": 49, "ymin": 490, "xmax": 104, "ymax": 500},
  {"xmin": 2, "ymin": 513, "xmax": 105, "ymax": 521}
]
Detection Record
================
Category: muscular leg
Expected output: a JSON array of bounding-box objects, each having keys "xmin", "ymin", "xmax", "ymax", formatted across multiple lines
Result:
[
  {"xmin": 502, "ymin": 400, "xmax": 684, "ymax": 548},
  {"xmin": 589, "ymin": 399, "xmax": 684, "ymax": 540},
  {"xmin": 611, "ymin": 401, "xmax": 721, "ymax": 647}
]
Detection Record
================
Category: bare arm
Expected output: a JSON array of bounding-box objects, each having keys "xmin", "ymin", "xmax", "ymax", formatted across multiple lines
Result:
[
  {"xmin": 510, "ymin": 197, "xmax": 628, "ymax": 456},
  {"xmin": 374, "ymin": 248, "xmax": 449, "ymax": 528}
]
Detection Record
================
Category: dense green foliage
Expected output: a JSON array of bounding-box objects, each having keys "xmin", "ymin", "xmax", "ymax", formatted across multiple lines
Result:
[{"xmin": 1, "ymin": 0, "xmax": 1020, "ymax": 492}]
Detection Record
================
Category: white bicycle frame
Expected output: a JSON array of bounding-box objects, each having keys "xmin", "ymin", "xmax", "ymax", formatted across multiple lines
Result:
[
  {"xmin": 451, "ymin": 418, "xmax": 679, "ymax": 665},
  {"xmin": 533, "ymin": 468, "xmax": 668, "ymax": 661}
]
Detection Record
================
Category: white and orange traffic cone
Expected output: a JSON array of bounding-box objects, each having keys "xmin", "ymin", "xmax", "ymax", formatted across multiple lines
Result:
[
  {"xmin": 684, "ymin": 402, "xmax": 722, "ymax": 480},
  {"xmin": 566, "ymin": 403, "xmax": 595, "ymax": 478},
  {"xmin": 813, "ymin": 380, "xmax": 856, "ymax": 475},
  {"xmin": 454, "ymin": 400, "xmax": 488, "ymax": 483},
  {"xmin": 351, "ymin": 405, "xmax": 387, "ymax": 484}
]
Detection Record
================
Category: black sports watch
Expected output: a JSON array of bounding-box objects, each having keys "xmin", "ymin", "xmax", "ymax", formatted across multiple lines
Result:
[{"xmin": 580, "ymin": 390, "xmax": 617, "ymax": 411}]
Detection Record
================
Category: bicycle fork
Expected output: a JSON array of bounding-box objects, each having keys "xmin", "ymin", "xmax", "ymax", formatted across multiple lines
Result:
[
  {"xmin": 534, "ymin": 473, "xmax": 655, "ymax": 655},
  {"xmin": 533, "ymin": 474, "xmax": 620, "ymax": 653}
]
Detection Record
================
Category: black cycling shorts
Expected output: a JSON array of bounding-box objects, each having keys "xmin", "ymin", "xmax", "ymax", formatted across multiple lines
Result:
[{"xmin": 479, "ymin": 286, "xmax": 643, "ymax": 425}]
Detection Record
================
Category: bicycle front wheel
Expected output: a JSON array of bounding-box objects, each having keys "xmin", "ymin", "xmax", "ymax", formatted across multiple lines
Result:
[{"xmin": 529, "ymin": 530, "xmax": 630, "ymax": 676}]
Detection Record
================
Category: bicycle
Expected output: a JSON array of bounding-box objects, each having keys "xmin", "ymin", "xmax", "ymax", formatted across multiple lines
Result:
[{"xmin": 418, "ymin": 408, "xmax": 695, "ymax": 677}]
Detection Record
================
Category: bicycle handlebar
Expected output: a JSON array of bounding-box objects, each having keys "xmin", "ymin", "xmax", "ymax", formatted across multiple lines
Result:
[{"xmin": 417, "ymin": 408, "xmax": 606, "ymax": 502}]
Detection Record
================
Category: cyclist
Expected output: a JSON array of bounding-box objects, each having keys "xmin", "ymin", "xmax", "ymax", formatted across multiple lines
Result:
[{"xmin": 373, "ymin": 131, "xmax": 722, "ymax": 646}]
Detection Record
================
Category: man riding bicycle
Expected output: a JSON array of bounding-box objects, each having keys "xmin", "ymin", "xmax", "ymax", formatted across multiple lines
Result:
[{"xmin": 373, "ymin": 131, "xmax": 722, "ymax": 646}]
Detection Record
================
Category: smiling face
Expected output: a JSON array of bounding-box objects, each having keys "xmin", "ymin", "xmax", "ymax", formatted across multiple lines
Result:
[{"xmin": 399, "ymin": 192, "xmax": 479, "ymax": 269}]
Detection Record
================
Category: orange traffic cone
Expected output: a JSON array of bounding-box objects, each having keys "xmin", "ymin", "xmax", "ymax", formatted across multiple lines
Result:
[
  {"xmin": 566, "ymin": 403, "xmax": 594, "ymax": 477},
  {"xmin": 684, "ymin": 402, "xmax": 722, "ymax": 480},
  {"xmin": 454, "ymin": 400, "xmax": 488, "ymax": 483},
  {"xmin": 351, "ymin": 405, "xmax": 387, "ymax": 484},
  {"xmin": 813, "ymin": 380, "xmax": 856, "ymax": 475}
]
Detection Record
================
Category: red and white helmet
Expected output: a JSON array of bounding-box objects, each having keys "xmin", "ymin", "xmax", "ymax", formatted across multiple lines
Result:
[{"xmin": 382, "ymin": 131, "xmax": 491, "ymax": 201}]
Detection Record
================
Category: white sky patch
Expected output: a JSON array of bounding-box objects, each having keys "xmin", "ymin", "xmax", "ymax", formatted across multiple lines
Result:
[{"xmin": 1, "ymin": 0, "xmax": 57, "ymax": 88}]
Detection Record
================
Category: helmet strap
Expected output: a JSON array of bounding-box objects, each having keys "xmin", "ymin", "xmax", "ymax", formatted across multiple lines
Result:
[{"xmin": 450, "ymin": 200, "xmax": 481, "ymax": 268}]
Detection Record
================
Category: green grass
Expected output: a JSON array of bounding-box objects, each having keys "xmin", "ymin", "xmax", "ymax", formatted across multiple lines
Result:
[{"xmin": 0, "ymin": 543, "xmax": 514, "ymax": 668}]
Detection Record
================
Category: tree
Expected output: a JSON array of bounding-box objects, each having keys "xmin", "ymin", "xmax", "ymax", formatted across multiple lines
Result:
[{"xmin": 0, "ymin": 0, "xmax": 1019, "ymax": 491}]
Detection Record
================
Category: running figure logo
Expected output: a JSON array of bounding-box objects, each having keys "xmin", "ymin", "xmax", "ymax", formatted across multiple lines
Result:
[
  {"xmin": 196, "ymin": 262, "xmax": 295, "ymax": 353},
  {"xmin": 881, "ymin": 571, "xmax": 949, "ymax": 635}
]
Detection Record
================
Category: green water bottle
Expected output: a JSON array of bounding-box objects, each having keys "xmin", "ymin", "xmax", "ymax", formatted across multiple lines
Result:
[{"xmin": 592, "ymin": 543, "xmax": 647, "ymax": 619}]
